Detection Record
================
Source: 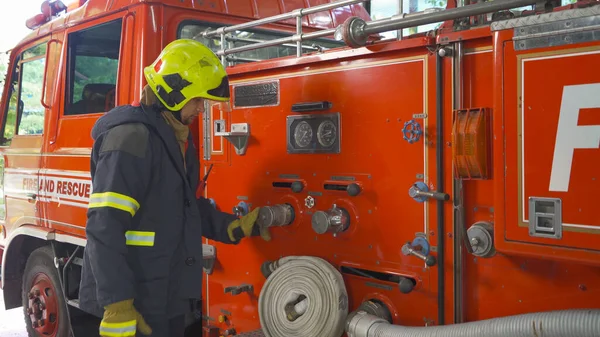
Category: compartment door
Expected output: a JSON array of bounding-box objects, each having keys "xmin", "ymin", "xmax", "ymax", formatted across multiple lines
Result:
[{"xmin": 504, "ymin": 38, "xmax": 600, "ymax": 251}]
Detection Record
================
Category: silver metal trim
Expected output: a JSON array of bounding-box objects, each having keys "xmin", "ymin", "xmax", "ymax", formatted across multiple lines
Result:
[
  {"xmin": 513, "ymin": 14, "xmax": 600, "ymax": 50},
  {"xmin": 514, "ymin": 15, "xmax": 600, "ymax": 38},
  {"xmin": 491, "ymin": 4, "xmax": 600, "ymax": 31},
  {"xmin": 202, "ymin": 100, "xmax": 212, "ymax": 160},
  {"xmin": 528, "ymin": 197, "xmax": 562, "ymax": 239}
]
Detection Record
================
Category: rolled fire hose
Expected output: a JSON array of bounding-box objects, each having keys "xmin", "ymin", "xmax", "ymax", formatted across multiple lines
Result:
[
  {"xmin": 258, "ymin": 256, "xmax": 349, "ymax": 337},
  {"xmin": 346, "ymin": 309, "xmax": 600, "ymax": 337}
]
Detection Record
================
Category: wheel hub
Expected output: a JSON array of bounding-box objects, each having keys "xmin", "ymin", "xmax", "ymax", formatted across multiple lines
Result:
[{"xmin": 27, "ymin": 273, "xmax": 59, "ymax": 336}]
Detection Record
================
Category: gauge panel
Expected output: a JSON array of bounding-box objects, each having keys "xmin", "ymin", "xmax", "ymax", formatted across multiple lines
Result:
[{"xmin": 286, "ymin": 112, "xmax": 341, "ymax": 154}]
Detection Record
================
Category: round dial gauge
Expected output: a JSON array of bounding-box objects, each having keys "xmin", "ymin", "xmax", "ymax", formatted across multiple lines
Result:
[
  {"xmin": 317, "ymin": 120, "xmax": 337, "ymax": 147},
  {"xmin": 294, "ymin": 121, "xmax": 313, "ymax": 148}
]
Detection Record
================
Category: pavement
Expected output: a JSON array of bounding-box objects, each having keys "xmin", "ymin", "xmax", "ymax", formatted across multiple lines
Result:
[{"xmin": 0, "ymin": 290, "xmax": 28, "ymax": 337}]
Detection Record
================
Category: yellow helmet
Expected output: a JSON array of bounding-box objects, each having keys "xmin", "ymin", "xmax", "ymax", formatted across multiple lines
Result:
[{"xmin": 143, "ymin": 39, "xmax": 230, "ymax": 111}]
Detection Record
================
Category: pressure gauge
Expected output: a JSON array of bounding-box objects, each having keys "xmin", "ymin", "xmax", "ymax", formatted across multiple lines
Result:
[
  {"xmin": 286, "ymin": 112, "xmax": 340, "ymax": 154},
  {"xmin": 317, "ymin": 120, "xmax": 337, "ymax": 147},
  {"xmin": 293, "ymin": 121, "xmax": 313, "ymax": 148}
]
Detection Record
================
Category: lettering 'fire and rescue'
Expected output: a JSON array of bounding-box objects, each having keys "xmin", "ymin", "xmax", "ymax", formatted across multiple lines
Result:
[
  {"xmin": 24, "ymin": 176, "xmax": 91, "ymax": 199},
  {"xmin": 5, "ymin": 169, "xmax": 91, "ymax": 208},
  {"xmin": 23, "ymin": 177, "xmax": 91, "ymax": 200}
]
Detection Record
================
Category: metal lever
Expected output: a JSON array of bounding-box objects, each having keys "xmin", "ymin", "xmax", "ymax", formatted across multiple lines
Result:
[
  {"xmin": 416, "ymin": 189, "xmax": 449, "ymax": 201},
  {"xmin": 402, "ymin": 240, "xmax": 437, "ymax": 267},
  {"xmin": 224, "ymin": 283, "xmax": 253, "ymax": 296},
  {"xmin": 409, "ymin": 182, "xmax": 449, "ymax": 202},
  {"xmin": 202, "ymin": 244, "xmax": 217, "ymax": 275},
  {"xmin": 233, "ymin": 201, "xmax": 249, "ymax": 217}
]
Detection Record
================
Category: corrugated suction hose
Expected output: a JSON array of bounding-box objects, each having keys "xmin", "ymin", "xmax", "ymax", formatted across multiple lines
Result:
[
  {"xmin": 258, "ymin": 256, "xmax": 348, "ymax": 337},
  {"xmin": 346, "ymin": 309, "xmax": 600, "ymax": 337}
]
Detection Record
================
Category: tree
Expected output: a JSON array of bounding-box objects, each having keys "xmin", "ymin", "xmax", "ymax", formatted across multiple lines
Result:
[{"xmin": 426, "ymin": 0, "xmax": 447, "ymax": 7}]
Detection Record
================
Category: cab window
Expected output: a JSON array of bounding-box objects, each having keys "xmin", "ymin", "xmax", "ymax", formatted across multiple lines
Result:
[
  {"xmin": 1, "ymin": 43, "xmax": 47, "ymax": 145},
  {"xmin": 64, "ymin": 19, "xmax": 122, "ymax": 116}
]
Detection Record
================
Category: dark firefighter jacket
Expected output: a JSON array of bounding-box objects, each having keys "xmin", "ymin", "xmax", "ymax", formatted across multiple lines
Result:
[{"xmin": 78, "ymin": 102, "xmax": 239, "ymax": 319}]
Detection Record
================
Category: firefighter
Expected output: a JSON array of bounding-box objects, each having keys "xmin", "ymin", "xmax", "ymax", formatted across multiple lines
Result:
[{"xmin": 78, "ymin": 39, "xmax": 271, "ymax": 337}]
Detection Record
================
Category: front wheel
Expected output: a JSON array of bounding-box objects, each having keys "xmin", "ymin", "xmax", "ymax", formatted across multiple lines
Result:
[{"xmin": 22, "ymin": 246, "xmax": 71, "ymax": 337}]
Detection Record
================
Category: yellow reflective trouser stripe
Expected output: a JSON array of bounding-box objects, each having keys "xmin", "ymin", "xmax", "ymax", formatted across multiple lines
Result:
[
  {"xmin": 125, "ymin": 231, "xmax": 155, "ymax": 247},
  {"xmin": 99, "ymin": 319, "xmax": 136, "ymax": 337},
  {"xmin": 88, "ymin": 192, "xmax": 140, "ymax": 217}
]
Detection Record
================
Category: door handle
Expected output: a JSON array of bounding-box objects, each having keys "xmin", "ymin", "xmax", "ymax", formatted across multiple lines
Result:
[{"xmin": 27, "ymin": 193, "xmax": 37, "ymax": 203}]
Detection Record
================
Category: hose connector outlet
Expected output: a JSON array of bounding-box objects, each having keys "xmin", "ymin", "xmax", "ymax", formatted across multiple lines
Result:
[{"xmin": 346, "ymin": 310, "xmax": 389, "ymax": 337}]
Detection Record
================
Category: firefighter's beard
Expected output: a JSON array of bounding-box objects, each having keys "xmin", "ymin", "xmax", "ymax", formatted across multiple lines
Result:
[
  {"xmin": 182, "ymin": 112, "xmax": 200, "ymax": 125},
  {"xmin": 180, "ymin": 98, "xmax": 205, "ymax": 125}
]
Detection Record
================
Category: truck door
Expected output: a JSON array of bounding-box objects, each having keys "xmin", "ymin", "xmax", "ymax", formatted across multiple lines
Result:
[
  {"xmin": 43, "ymin": 13, "xmax": 133, "ymax": 235},
  {"xmin": 0, "ymin": 39, "xmax": 50, "ymax": 238},
  {"xmin": 500, "ymin": 30, "xmax": 600, "ymax": 258}
]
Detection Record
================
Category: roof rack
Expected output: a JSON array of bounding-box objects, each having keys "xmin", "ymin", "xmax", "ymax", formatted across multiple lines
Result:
[
  {"xmin": 202, "ymin": 0, "xmax": 367, "ymax": 65},
  {"xmin": 205, "ymin": 0, "xmax": 541, "ymax": 65}
]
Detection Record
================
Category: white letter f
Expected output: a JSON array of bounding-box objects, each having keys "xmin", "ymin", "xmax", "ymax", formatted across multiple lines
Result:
[{"xmin": 549, "ymin": 83, "xmax": 600, "ymax": 192}]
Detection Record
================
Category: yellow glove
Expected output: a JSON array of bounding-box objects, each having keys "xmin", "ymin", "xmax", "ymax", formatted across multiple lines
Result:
[
  {"xmin": 99, "ymin": 299, "xmax": 152, "ymax": 337},
  {"xmin": 227, "ymin": 207, "xmax": 271, "ymax": 242}
]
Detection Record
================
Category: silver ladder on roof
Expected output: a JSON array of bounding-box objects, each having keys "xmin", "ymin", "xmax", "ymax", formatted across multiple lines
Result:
[
  {"xmin": 202, "ymin": 0, "xmax": 368, "ymax": 66},
  {"xmin": 202, "ymin": 0, "xmax": 542, "ymax": 66}
]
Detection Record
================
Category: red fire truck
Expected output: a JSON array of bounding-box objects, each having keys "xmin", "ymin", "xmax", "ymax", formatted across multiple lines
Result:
[{"xmin": 1, "ymin": 0, "xmax": 599, "ymax": 336}]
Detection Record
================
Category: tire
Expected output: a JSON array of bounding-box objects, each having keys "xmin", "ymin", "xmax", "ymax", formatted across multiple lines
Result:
[{"xmin": 22, "ymin": 245, "xmax": 71, "ymax": 337}]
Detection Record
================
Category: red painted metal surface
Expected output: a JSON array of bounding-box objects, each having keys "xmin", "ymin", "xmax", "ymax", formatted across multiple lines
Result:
[{"xmin": 202, "ymin": 49, "xmax": 435, "ymax": 329}]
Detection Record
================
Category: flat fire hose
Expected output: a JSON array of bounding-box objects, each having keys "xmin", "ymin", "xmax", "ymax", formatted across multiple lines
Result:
[{"xmin": 258, "ymin": 256, "xmax": 349, "ymax": 337}]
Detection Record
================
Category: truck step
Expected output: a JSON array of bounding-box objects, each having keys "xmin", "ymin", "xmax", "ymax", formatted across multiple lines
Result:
[{"xmin": 67, "ymin": 299, "xmax": 80, "ymax": 308}]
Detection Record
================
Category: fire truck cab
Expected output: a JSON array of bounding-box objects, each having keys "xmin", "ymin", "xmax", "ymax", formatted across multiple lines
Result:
[{"xmin": 1, "ymin": 0, "xmax": 600, "ymax": 336}]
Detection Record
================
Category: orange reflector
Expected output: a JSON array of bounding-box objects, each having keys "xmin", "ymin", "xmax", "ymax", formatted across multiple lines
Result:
[{"xmin": 452, "ymin": 108, "xmax": 491, "ymax": 180}]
